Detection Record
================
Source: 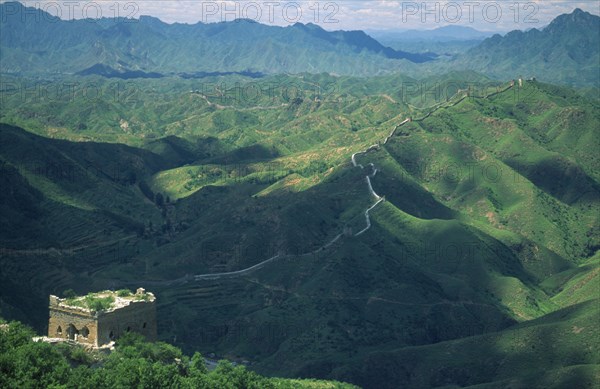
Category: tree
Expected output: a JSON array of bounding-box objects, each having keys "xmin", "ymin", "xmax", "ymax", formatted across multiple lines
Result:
[
  {"xmin": 0, "ymin": 322, "xmax": 72, "ymax": 388},
  {"xmin": 191, "ymin": 352, "xmax": 208, "ymax": 375},
  {"xmin": 0, "ymin": 318, "xmax": 357, "ymax": 389}
]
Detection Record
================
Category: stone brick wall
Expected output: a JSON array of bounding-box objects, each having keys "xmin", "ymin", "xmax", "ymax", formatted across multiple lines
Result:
[
  {"xmin": 96, "ymin": 300, "xmax": 157, "ymax": 346},
  {"xmin": 47, "ymin": 294, "xmax": 157, "ymax": 347},
  {"xmin": 48, "ymin": 297, "xmax": 99, "ymax": 346}
]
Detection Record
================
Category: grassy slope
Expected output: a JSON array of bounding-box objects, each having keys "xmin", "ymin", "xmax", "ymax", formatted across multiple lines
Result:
[
  {"xmin": 336, "ymin": 299, "xmax": 599, "ymax": 388},
  {"xmin": 0, "ymin": 76, "xmax": 598, "ymax": 388}
]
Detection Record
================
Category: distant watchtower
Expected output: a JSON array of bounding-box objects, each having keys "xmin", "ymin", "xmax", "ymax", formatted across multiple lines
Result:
[{"xmin": 48, "ymin": 288, "xmax": 157, "ymax": 348}]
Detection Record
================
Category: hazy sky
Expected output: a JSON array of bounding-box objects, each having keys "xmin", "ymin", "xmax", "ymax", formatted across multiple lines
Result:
[{"xmin": 11, "ymin": 1, "xmax": 600, "ymax": 32}]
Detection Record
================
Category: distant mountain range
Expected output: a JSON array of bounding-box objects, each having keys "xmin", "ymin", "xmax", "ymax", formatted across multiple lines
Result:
[
  {"xmin": 0, "ymin": 1, "xmax": 435, "ymax": 76},
  {"xmin": 369, "ymin": 25, "xmax": 495, "ymax": 42},
  {"xmin": 461, "ymin": 8, "xmax": 600, "ymax": 86},
  {"xmin": 0, "ymin": 2, "xmax": 598, "ymax": 86}
]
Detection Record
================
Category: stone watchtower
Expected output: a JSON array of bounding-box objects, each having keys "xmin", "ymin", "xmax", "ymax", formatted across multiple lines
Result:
[{"xmin": 48, "ymin": 288, "xmax": 157, "ymax": 348}]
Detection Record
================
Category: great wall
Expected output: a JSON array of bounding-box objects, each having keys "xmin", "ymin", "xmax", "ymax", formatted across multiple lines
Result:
[
  {"xmin": 35, "ymin": 81, "xmax": 519, "ymax": 349},
  {"xmin": 153, "ymin": 81, "xmax": 516, "ymax": 284}
]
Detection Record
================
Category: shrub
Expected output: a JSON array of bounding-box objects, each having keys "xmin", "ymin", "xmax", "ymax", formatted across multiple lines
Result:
[
  {"xmin": 84, "ymin": 295, "xmax": 115, "ymax": 311},
  {"xmin": 0, "ymin": 318, "xmax": 359, "ymax": 388},
  {"xmin": 117, "ymin": 289, "xmax": 132, "ymax": 297}
]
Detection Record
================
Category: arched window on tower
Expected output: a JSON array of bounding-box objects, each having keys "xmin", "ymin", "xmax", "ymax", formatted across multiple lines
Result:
[
  {"xmin": 67, "ymin": 324, "xmax": 79, "ymax": 341},
  {"xmin": 81, "ymin": 326, "xmax": 90, "ymax": 338},
  {"xmin": 56, "ymin": 326, "xmax": 62, "ymax": 336}
]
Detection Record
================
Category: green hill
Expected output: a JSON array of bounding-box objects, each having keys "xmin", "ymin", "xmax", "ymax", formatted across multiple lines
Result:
[
  {"xmin": 1, "ymin": 73, "xmax": 598, "ymax": 387},
  {"xmin": 336, "ymin": 300, "xmax": 599, "ymax": 388}
]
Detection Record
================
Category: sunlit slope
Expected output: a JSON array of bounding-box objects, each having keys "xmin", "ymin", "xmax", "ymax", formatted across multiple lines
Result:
[
  {"xmin": 364, "ymin": 81, "xmax": 599, "ymax": 262},
  {"xmin": 147, "ymin": 83, "xmax": 598, "ymax": 388},
  {"xmin": 0, "ymin": 77, "xmax": 598, "ymax": 388}
]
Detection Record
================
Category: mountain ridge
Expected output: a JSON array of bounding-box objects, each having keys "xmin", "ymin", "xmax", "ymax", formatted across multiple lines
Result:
[
  {"xmin": 460, "ymin": 8, "xmax": 600, "ymax": 86},
  {"xmin": 0, "ymin": 1, "xmax": 435, "ymax": 76}
]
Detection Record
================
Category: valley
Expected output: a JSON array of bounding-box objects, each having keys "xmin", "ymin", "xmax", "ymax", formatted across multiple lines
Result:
[{"xmin": 1, "ymin": 2, "xmax": 599, "ymax": 388}]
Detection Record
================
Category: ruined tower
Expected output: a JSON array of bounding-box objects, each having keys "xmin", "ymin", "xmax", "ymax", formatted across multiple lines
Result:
[{"xmin": 47, "ymin": 288, "xmax": 157, "ymax": 348}]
